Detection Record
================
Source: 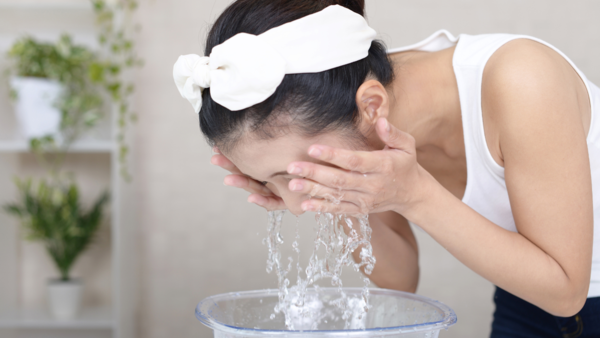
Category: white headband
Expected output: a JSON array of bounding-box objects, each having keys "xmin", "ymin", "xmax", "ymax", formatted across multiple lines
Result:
[{"xmin": 173, "ymin": 5, "xmax": 376, "ymax": 113}]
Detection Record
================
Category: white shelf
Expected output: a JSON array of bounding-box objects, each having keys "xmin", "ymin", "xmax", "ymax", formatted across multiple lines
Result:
[
  {"xmin": 0, "ymin": 307, "xmax": 114, "ymax": 329},
  {"xmin": 0, "ymin": 0, "xmax": 90, "ymax": 9},
  {"xmin": 0, "ymin": 139, "xmax": 114, "ymax": 153},
  {"xmin": 0, "ymin": 2, "xmax": 137, "ymax": 337}
]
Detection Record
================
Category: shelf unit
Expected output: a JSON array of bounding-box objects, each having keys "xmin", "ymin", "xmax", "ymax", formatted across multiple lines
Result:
[
  {"xmin": 0, "ymin": 0, "xmax": 91, "ymax": 9},
  {"xmin": 0, "ymin": 1, "xmax": 138, "ymax": 338},
  {"xmin": 0, "ymin": 139, "xmax": 114, "ymax": 153},
  {"xmin": 0, "ymin": 307, "xmax": 113, "ymax": 330}
]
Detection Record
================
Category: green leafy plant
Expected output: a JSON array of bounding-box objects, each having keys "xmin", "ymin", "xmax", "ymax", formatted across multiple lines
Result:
[
  {"xmin": 4, "ymin": 0, "xmax": 143, "ymax": 181},
  {"xmin": 6, "ymin": 34, "xmax": 105, "ymax": 154},
  {"xmin": 1, "ymin": 0, "xmax": 140, "ymax": 284},
  {"xmin": 92, "ymin": 0, "xmax": 143, "ymax": 181},
  {"xmin": 4, "ymin": 178, "xmax": 109, "ymax": 281}
]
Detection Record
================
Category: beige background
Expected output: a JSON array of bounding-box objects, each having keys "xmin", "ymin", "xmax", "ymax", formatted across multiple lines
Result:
[
  {"xmin": 2, "ymin": 0, "xmax": 600, "ymax": 337},
  {"xmin": 133, "ymin": 1, "xmax": 600, "ymax": 338}
]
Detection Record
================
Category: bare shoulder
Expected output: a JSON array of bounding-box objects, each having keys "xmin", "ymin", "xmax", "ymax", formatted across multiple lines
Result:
[
  {"xmin": 482, "ymin": 38, "xmax": 589, "ymax": 116},
  {"xmin": 480, "ymin": 38, "xmax": 590, "ymax": 166},
  {"xmin": 482, "ymin": 38, "xmax": 583, "ymax": 111},
  {"xmin": 486, "ymin": 38, "xmax": 565, "ymax": 71}
]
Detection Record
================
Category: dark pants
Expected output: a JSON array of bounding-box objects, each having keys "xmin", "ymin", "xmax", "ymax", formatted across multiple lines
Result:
[{"xmin": 491, "ymin": 287, "xmax": 600, "ymax": 338}]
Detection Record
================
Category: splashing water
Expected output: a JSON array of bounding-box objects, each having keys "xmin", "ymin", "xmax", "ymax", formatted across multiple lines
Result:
[{"xmin": 264, "ymin": 210, "xmax": 376, "ymax": 330}]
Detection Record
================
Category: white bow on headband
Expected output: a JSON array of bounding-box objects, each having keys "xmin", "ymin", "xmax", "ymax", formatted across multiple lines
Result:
[{"xmin": 173, "ymin": 5, "xmax": 377, "ymax": 113}]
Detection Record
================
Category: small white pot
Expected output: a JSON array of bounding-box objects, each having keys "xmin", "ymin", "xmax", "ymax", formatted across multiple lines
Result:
[
  {"xmin": 9, "ymin": 76, "xmax": 63, "ymax": 139},
  {"xmin": 47, "ymin": 279, "xmax": 83, "ymax": 320}
]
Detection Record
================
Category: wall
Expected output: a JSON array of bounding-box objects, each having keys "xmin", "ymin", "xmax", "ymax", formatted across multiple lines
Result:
[
  {"xmin": 2, "ymin": 0, "xmax": 597, "ymax": 337},
  {"xmin": 133, "ymin": 1, "xmax": 600, "ymax": 337}
]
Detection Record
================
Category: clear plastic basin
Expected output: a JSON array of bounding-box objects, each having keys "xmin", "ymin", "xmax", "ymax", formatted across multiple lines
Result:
[{"xmin": 196, "ymin": 288, "xmax": 456, "ymax": 337}]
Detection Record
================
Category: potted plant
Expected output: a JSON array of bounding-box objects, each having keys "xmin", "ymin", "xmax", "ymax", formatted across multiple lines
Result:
[
  {"xmin": 4, "ymin": 0, "xmax": 143, "ymax": 179},
  {"xmin": 4, "ymin": 178, "xmax": 109, "ymax": 320},
  {"xmin": 0, "ymin": 0, "xmax": 140, "ymax": 322},
  {"xmin": 6, "ymin": 35, "xmax": 105, "ymax": 145}
]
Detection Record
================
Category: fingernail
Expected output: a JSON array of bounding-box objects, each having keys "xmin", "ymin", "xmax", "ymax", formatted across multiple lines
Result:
[
  {"xmin": 308, "ymin": 147, "xmax": 322, "ymax": 158},
  {"xmin": 291, "ymin": 182, "xmax": 303, "ymax": 191},
  {"xmin": 288, "ymin": 165, "xmax": 302, "ymax": 175},
  {"xmin": 302, "ymin": 203, "xmax": 314, "ymax": 211},
  {"xmin": 248, "ymin": 198, "xmax": 262, "ymax": 206}
]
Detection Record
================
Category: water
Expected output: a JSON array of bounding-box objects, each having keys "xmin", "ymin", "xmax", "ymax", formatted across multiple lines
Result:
[
  {"xmin": 196, "ymin": 206, "xmax": 456, "ymax": 336},
  {"xmin": 264, "ymin": 210, "xmax": 376, "ymax": 330}
]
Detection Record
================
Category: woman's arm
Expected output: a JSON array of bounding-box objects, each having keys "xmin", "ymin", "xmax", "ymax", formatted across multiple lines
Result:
[
  {"xmin": 355, "ymin": 211, "xmax": 419, "ymax": 292},
  {"xmin": 409, "ymin": 39, "xmax": 593, "ymax": 316},
  {"xmin": 289, "ymin": 39, "xmax": 593, "ymax": 316}
]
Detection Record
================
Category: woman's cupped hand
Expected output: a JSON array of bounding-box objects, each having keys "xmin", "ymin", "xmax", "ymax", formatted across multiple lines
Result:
[
  {"xmin": 211, "ymin": 117, "xmax": 432, "ymax": 216},
  {"xmin": 211, "ymin": 148, "xmax": 287, "ymax": 211},
  {"xmin": 287, "ymin": 118, "xmax": 430, "ymax": 216}
]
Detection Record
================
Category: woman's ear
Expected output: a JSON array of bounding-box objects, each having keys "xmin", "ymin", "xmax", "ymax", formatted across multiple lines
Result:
[{"xmin": 356, "ymin": 79, "xmax": 390, "ymax": 135}]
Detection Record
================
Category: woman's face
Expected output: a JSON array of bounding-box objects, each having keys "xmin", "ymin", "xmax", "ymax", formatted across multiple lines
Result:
[{"xmin": 226, "ymin": 131, "xmax": 370, "ymax": 216}]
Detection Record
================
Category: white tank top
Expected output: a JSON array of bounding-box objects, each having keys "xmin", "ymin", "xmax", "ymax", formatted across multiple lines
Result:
[{"xmin": 387, "ymin": 30, "xmax": 600, "ymax": 298}]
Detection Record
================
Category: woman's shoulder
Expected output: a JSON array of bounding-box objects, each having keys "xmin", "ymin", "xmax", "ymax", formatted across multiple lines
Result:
[
  {"xmin": 482, "ymin": 38, "xmax": 565, "ymax": 101},
  {"xmin": 485, "ymin": 37, "xmax": 562, "ymax": 74},
  {"xmin": 482, "ymin": 37, "xmax": 586, "ymax": 116},
  {"xmin": 479, "ymin": 36, "xmax": 590, "ymax": 165}
]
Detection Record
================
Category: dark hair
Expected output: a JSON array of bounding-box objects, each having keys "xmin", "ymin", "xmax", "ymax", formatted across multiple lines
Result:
[{"xmin": 200, "ymin": 0, "xmax": 394, "ymax": 152}]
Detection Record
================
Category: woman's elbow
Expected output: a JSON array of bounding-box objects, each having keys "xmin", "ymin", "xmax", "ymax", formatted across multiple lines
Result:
[
  {"xmin": 370, "ymin": 265, "xmax": 420, "ymax": 294},
  {"xmin": 545, "ymin": 284, "xmax": 588, "ymax": 317}
]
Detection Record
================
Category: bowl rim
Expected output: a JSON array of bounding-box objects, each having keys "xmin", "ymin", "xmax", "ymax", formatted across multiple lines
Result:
[{"xmin": 195, "ymin": 287, "xmax": 457, "ymax": 336}]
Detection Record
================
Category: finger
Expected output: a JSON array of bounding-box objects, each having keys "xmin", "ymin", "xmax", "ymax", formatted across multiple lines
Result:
[
  {"xmin": 248, "ymin": 194, "xmax": 287, "ymax": 211},
  {"xmin": 287, "ymin": 161, "xmax": 363, "ymax": 190},
  {"xmin": 289, "ymin": 178, "xmax": 363, "ymax": 202},
  {"xmin": 376, "ymin": 117, "xmax": 415, "ymax": 153},
  {"xmin": 211, "ymin": 153, "xmax": 242, "ymax": 174},
  {"xmin": 301, "ymin": 198, "xmax": 367, "ymax": 216},
  {"xmin": 306, "ymin": 145, "xmax": 379, "ymax": 173},
  {"xmin": 224, "ymin": 174, "xmax": 272, "ymax": 196},
  {"xmin": 213, "ymin": 146, "xmax": 221, "ymax": 154}
]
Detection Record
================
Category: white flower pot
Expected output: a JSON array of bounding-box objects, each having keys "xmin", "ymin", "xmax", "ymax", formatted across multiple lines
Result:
[
  {"xmin": 9, "ymin": 76, "xmax": 63, "ymax": 139},
  {"xmin": 47, "ymin": 279, "xmax": 82, "ymax": 320}
]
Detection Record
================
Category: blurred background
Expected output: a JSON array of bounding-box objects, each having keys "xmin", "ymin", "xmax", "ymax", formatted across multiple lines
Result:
[{"xmin": 0, "ymin": 1, "xmax": 599, "ymax": 337}]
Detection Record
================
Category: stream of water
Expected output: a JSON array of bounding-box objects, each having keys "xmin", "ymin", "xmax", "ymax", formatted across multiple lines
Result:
[{"xmin": 265, "ymin": 210, "xmax": 376, "ymax": 330}]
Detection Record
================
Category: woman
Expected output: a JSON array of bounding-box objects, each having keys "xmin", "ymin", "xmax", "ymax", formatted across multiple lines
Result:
[{"xmin": 174, "ymin": 0, "xmax": 600, "ymax": 336}]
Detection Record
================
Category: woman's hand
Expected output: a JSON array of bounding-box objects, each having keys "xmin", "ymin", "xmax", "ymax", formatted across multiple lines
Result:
[
  {"xmin": 211, "ymin": 147, "xmax": 286, "ymax": 211},
  {"xmin": 287, "ymin": 118, "xmax": 431, "ymax": 216}
]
